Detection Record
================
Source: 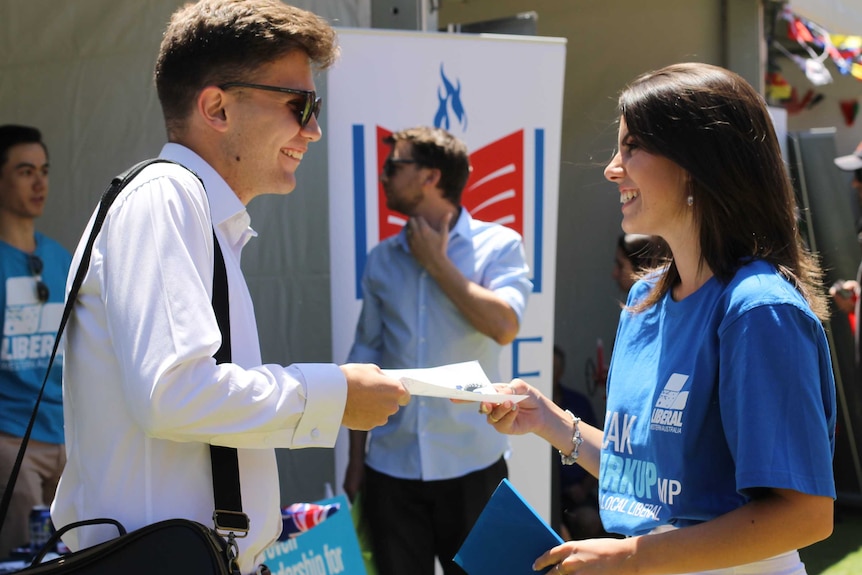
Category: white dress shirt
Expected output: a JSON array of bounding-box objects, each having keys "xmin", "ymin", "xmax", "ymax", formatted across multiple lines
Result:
[{"xmin": 52, "ymin": 143, "xmax": 347, "ymax": 574}]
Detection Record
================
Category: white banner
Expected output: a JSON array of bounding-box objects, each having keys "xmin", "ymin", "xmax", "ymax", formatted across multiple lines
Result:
[{"xmin": 327, "ymin": 28, "xmax": 566, "ymax": 519}]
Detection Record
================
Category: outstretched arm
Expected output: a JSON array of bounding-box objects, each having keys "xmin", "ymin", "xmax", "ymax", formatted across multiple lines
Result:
[{"xmin": 480, "ymin": 379, "xmax": 603, "ymax": 478}]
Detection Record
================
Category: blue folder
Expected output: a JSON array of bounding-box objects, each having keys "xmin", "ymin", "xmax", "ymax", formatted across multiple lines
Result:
[{"xmin": 454, "ymin": 478, "xmax": 565, "ymax": 575}]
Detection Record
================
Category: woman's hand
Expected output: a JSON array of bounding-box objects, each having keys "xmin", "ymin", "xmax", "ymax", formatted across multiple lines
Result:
[
  {"xmin": 478, "ymin": 379, "xmax": 549, "ymax": 436},
  {"xmin": 478, "ymin": 379, "xmax": 602, "ymax": 479},
  {"xmin": 533, "ymin": 537, "xmax": 638, "ymax": 575}
]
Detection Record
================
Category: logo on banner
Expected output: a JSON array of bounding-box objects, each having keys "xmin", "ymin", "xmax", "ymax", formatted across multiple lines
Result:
[
  {"xmin": 350, "ymin": 62, "xmax": 545, "ymax": 297},
  {"xmin": 434, "ymin": 64, "xmax": 468, "ymax": 132}
]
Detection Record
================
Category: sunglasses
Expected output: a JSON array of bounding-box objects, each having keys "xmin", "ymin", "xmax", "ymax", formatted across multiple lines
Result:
[
  {"xmin": 28, "ymin": 254, "xmax": 50, "ymax": 303},
  {"xmin": 219, "ymin": 82, "xmax": 322, "ymax": 127},
  {"xmin": 382, "ymin": 158, "xmax": 419, "ymax": 178}
]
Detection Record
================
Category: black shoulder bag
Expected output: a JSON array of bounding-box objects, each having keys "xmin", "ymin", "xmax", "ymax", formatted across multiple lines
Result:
[{"xmin": 0, "ymin": 159, "xmax": 248, "ymax": 575}]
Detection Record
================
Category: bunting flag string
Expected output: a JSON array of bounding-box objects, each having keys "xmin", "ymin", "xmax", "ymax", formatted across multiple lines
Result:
[
  {"xmin": 766, "ymin": 4, "xmax": 862, "ymax": 117},
  {"xmin": 780, "ymin": 4, "xmax": 862, "ymax": 81}
]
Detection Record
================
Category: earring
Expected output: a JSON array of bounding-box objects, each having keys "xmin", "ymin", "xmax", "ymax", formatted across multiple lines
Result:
[{"xmin": 687, "ymin": 195, "xmax": 694, "ymax": 207}]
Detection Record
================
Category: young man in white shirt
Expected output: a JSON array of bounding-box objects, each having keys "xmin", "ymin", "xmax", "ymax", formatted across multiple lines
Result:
[{"xmin": 51, "ymin": 2, "xmax": 409, "ymax": 573}]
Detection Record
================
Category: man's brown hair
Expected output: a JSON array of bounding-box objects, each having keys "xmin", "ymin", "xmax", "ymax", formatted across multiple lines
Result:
[
  {"xmin": 155, "ymin": 0, "xmax": 339, "ymax": 135},
  {"xmin": 0, "ymin": 125, "xmax": 47, "ymax": 168},
  {"xmin": 384, "ymin": 126, "xmax": 471, "ymax": 206}
]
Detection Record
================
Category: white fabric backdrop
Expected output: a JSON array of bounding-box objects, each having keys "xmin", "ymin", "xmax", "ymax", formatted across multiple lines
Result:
[{"xmin": 326, "ymin": 28, "xmax": 566, "ymax": 519}]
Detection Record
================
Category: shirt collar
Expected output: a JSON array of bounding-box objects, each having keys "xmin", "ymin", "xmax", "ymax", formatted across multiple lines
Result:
[
  {"xmin": 451, "ymin": 207, "xmax": 471, "ymax": 238},
  {"xmin": 158, "ymin": 143, "xmax": 257, "ymax": 249}
]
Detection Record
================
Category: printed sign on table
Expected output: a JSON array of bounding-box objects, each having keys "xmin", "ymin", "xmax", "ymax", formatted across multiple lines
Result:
[{"xmin": 261, "ymin": 495, "xmax": 365, "ymax": 575}]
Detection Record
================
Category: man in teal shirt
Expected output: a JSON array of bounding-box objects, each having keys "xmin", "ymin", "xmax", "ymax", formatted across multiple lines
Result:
[{"xmin": 0, "ymin": 125, "xmax": 71, "ymax": 557}]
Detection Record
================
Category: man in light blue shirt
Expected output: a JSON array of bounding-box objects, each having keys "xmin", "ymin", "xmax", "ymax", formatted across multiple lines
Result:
[{"xmin": 343, "ymin": 126, "xmax": 532, "ymax": 575}]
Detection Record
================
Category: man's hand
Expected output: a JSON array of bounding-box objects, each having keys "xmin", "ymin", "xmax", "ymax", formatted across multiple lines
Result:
[
  {"xmin": 406, "ymin": 213, "xmax": 451, "ymax": 273},
  {"xmin": 406, "ymin": 211, "xmax": 521, "ymax": 344},
  {"xmin": 339, "ymin": 363, "xmax": 410, "ymax": 430}
]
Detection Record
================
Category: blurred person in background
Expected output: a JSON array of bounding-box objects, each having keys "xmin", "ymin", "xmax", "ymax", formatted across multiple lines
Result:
[
  {"xmin": 344, "ymin": 126, "xmax": 532, "ymax": 575},
  {"xmin": 0, "ymin": 125, "xmax": 71, "ymax": 557},
  {"xmin": 551, "ymin": 345, "xmax": 605, "ymax": 540},
  {"xmin": 830, "ymin": 145, "xmax": 862, "ymax": 345},
  {"xmin": 612, "ymin": 233, "xmax": 656, "ymax": 295}
]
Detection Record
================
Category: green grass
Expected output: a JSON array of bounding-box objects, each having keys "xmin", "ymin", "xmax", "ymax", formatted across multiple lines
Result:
[
  {"xmin": 820, "ymin": 547, "xmax": 862, "ymax": 575},
  {"xmin": 799, "ymin": 506, "xmax": 862, "ymax": 575}
]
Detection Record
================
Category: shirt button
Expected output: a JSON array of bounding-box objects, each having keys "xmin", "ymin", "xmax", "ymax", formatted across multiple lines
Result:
[{"xmin": 311, "ymin": 428, "xmax": 320, "ymax": 439}]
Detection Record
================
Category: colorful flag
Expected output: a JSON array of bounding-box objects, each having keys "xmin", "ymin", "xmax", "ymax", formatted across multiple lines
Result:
[{"xmin": 278, "ymin": 502, "xmax": 341, "ymax": 540}]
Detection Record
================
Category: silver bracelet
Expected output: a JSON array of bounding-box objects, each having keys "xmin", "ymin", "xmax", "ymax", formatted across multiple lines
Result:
[{"xmin": 559, "ymin": 409, "xmax": 582, "ymax": 465}]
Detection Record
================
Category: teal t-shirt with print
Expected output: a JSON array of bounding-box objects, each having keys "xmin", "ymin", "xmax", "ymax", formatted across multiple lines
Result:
[{"xmin": 0, "ymin": 232, "xmax": 71, "ymax": 443}]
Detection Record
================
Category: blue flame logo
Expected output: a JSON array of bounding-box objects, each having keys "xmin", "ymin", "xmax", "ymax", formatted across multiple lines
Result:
[{"xmin": 433, "ymin": 64, "xmax": 468, "ymax": 132}]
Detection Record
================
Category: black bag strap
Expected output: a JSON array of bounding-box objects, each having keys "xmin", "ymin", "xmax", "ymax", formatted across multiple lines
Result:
[
  {"xmin": 0, "ymin": 158, "xmax": 248, "ymax": 541},
  {"xmin": 30, "ymin": 518, "xmax": 126, "ymax": 565},
  {"xmin": 210, "ymin": 240, "xmax": 249, "ymax": 536}
]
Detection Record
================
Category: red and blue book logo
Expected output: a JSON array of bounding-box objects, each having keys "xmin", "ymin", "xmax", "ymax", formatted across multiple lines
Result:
[
  {"xmin": 374, "ymin": 127, "xmax": 525, "ymax": 240},
  {"xmin": 350, "ymin": 124, "xmax": 545, "ymax": 299},
  {"xmin": 349, "ymin": 64, "xmax": 545, "ymax": 298}
]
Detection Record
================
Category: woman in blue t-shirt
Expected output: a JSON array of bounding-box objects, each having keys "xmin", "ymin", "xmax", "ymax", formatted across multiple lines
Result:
[{"xmin": 482, "ymin": 63, "xmax": 836, "ymax": 575}]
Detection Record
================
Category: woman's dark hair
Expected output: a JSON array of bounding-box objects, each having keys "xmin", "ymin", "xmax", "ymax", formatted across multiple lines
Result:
[
  {"xmin": 618, "ymin": 234, "xmax": 661, "ymax": 273},
  {"xmin": 618, "ymin": 62, "xmax": 827, "ymax": 319}
]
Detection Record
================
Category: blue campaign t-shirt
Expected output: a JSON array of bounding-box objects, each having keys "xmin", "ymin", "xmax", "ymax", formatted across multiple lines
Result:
[
  {"xmin": 0, "ymin": 233, "xmax": 71, "ymax": 443},
  {"xmin": 599, "ymin": 259, "xmax": 836, "ymax": 536}
]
